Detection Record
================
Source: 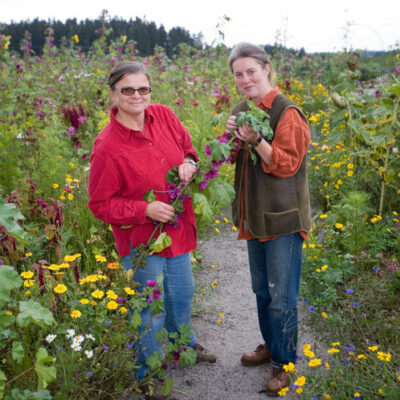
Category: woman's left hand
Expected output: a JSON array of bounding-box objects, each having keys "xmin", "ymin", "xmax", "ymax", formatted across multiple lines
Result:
[
  {"xmin": 178, "ymin": 162, "xmax": 197, "ymax": 185},
  {"xmin": 235, "ymin": 123, "xmax": 259, "ymax": 144}
]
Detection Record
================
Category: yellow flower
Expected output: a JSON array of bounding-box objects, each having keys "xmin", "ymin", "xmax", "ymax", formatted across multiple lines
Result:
[
  {"xmin": 347, "ymin": 170, "xmax": 354, "ymax": 177},
  {"xmin": 357, "ymin": 354, "xmax": 366, "ymax": 359},
  {"xmin": 232, "ymin": 226, "xmax": 238, "ymax": 231},
  {"xmin": 58, "ymin": 263, "xmax": 70, "ymax": 269},
  {"xmin": 95, "ymin": 255, "xmax": 107, "ymax": 262},
  {"xmin": 64, "ymin": 253, "xmax": 81, "ymax": 262},
  {"xmin": 323, "ymin": 395, "xmax": 331, "ymax": 400},
  {"xmin": 354, "ymin": 393, "xmax": 361, "ymax": 399},
  {"xmin": 321, "ymin": 264, "xmax": 328, "ymax": 270},
  {"xmin": 72, "ymin": 34, "xmax": 79, "ymax": 43},
  {"xmin": 219, "ymin": 313, "xmax": 224, "ymax": 317},
  {"xmin": 80, "ymin": 299, "xmax": 90, "ymax": 305},
  {"xmin": 20, "ymin": 271, "xmax": 34, "ymax": 279},
  {"xmin": 91, "ymin": 301, "xmax": 97, "ymax": 306},
  {"xmin": 331, "ymin": 342, "xmax": 340, "ymax": 346},
  {"xmin": 303, "ymin": 344, "xmax": 311, "ymax": 351},
  {"xmin": 25, "ymin": 252, "xmax": 33, "ymax": 257},
  {"xmin": 52, "ymin": 183, "xmax": 59, "ymax": 189},
  {"xmin": 215, "ymin": 228, "xmax": 220, "ymax": 233},
  {"xmin": 121, "ymin": 35, "xmax": 127, "ymax": 43},
  {"xmin": 378, "ymin": 389, "xmax": 383, "ymax": 394},
  {"xmin": 368, "ymin": 345, "xmax": 379, "ymax": 352},
  {"xmin": 60, "ymin": 194, "xmax": 66, "ymax": 200},
  {"xmin": 283, "ymin": 362, "xmax": 295, "ymax": 373},
  {"xmin": 278, "ymin": 387, "xmax": 289, "ymax": 396},
  {"xmin": 304, "ymin": 350, "xmax": 315, "ymax": 358},
  {"xmin": 325, "ymin": 361, "xmax": 330, "ymax": 371},
  {"xmin": 107, "ymin": 262, "xmax": 119, "ymax": 269},
  {"xmin": 106, "ymin": 300, "xmax": 118, "ymax": 310},
  {"xmin": 316, "ymin": 268, "xmax": 321, "ymax": 273},
  {"xmin": 217, "ymin": 319, "xmax": 222, "ymax": 324},
  {"xmin": 308, "ymin": 243, "xmax": 316, "ymax": 248},
  {"xmin": 119, "ymin": 306, "xmax": 128, "ymax": 314},
  {"xmin": 70, "ymin": 309, "xmax": 82, "ymax": 318},
  {"xmin": 124, "ymin": 287, "xmax": 135, "ymax": 295},
  {"xmin": 327, "ymin": 348, "xmax": 340, "ymax": 353},
  {"xmin": 106, "ymin": 290, "xmax": 118, "ymax": 300},
  {"xmin": 67, "ymin": 193, "xmax": 74, "ymax": 200},
  {"xmin": 24, "ymin": 280, "xmax": 34, "ymax": 288},
  {"xmin": 309, "ymin": 358, "xmax": 322, "ymax": 367},
  {"xmin": 215, "ymin": 219, "xmax": 220, "ymax": 224},
  {"xmin": 296, "ymin": 388, "xmax": 303, "ymax": 394},
  {"xmin": 54, "ymin": 284, "xmax": 67, "ymax": 294},
  {"xmin": 294, "ymin": 376, "xmax": 306, "ymax": 386},
  {"xmin": 337, "ymin": 179, "xmax": 342, "ymax": 185},
  {"xmin": 210, "ymin": 264, "xmax": 216, "ymax": 268},
  {"xmin": 321, "ymin": 312, "xmax": 328, "ymax": 318},
  {"xmin": 211, "ymin": 281, "xmax": 218, "ymax": 289},
  {"xmin": 397, "ymin": 375, "xmax": 400, "ymax": 381},
  {"xmin": 377, "ymin": 351, "xmax": 391, "ymax": 362},
  {"xmin": 347, "ymin": 163, "xmax": 354, "ymax": 169},
  {"xmin": 223, "ymin": 218, "xmax": 228, "ymax": 223},
  {"xmin": 91, "ymin": 290, "xmax": 105, "ymax": 299},
  {"xmin": 25, "ymin": 290, "xmax": 31, "ymax": 296},
  {"xmin": 335, "ymin": 223, "xmax": 344, "ymax": 229},
  {"xmin": 320, "ymin": 214, "xmax": 328, "ymax": 219}
]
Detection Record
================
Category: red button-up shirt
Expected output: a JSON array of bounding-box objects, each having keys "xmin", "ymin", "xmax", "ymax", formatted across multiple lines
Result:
[{"xmin": 88, "ymin": 104, "xmax": 198, "ymax": 258}]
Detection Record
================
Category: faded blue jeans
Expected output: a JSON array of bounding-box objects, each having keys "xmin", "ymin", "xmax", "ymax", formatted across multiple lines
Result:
[
  {"xmin": 122, "ymin": 251, "xmax": 196, "ymax": 381},
  {"xmin": 247, "ymin": 232, "xmax": 303, "ymax": 368}
]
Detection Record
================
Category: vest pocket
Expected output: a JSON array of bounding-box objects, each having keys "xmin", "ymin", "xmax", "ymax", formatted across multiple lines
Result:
[{"xmin": 262, "ymin": 209, "xmax": 302, "ymax": 236}]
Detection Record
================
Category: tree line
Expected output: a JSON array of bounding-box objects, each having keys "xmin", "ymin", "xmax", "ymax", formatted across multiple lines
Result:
[{"xmin": 1, "ymin": 16, "xmax": 203, "ymax": 57}]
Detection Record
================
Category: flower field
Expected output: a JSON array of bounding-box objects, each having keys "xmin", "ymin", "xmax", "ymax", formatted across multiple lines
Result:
[{"xmin": 1, "ymin": 27, "xmax": 400, "ymax": 399}]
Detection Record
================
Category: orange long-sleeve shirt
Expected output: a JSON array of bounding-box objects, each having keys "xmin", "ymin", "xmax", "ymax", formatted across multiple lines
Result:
[{"xmin": 235, "ymin": 87, "xmax": 310, "ymax": 242}]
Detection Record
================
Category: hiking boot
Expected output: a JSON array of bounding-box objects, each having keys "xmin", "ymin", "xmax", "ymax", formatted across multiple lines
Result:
[
  {"xmin": 265, "ymin": 367, "xmax": 290, "ymax": 397},
  {"xmin": 241, "ymin": 344, "xmax": 271, "ymax": 366},
  {"xmin": 193, "ymin": 343, "xmax": 217, "ymax": 363}
]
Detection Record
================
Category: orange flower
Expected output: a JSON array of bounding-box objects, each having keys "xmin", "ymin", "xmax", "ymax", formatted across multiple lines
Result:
[{"xmin": 107, "ymin": 262, "xmax": 119, "ymax": 270}]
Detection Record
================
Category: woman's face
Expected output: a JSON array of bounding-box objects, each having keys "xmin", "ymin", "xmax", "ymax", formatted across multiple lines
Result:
[
  {"xmin": 232, "ymin": 57, "xmax": 272, "ymax": 105},
  {"xmin": 110, "ymin": 72, "xmax": 151, "ymax": 117}
]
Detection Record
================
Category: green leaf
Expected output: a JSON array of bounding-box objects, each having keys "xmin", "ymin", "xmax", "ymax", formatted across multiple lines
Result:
[
  {"xmin": 17, "ymin": 300, "xmax": 55, "ymax": 329},
  {"xmin": 0, "ymin": 200, "xmax": 29, "ymax": 244},
  {"xmin": 148, "ymin": 232, "xmax": 172, "ymax": 255},
  {"xmin": 208, "ymin": 139, "xmax": 231, "ymax": 162},
  {"xmin": 166, "ymin": 166, "xmax": 179, "ymax": 184},
  {"xmin": 0, "ymin": 369, "xmax": 6, "ymax": 400},
  {"xmin": 192, "ymin": 193, "xmax": 213, "ymax": 221},
  {"xmin": 4, "ymin": 389, "xmax": 52, "ymax": 400},
  {"xmin": 0, "ymin": 265, "xmax": 23, "ymax": 308},
  {"xmin": 162, "ymin": 376, "xmax": 174, "ymax": 396},
  {"xmin": 146, "ymin": 350, "xmax": 162, "ymax": 371},
  {"xmin": 179, "ymin": 347, "xmax": 197, "ymax": 366},
  {"xmin": 209, "ymin": 181, "xmax": 235, "ymax": 204},
  {"xmin": 35, "ymin": 348, "xmax": 56, "ymax": 390},
  {"xmin": 211, "ymin": 112, "xmax": 226, "ymax": 126},
  {"xmin": 143, "ymin": 189, "xmax": 156, "ymax": 203},
  {"xmin": 130, "ymin": 310, "xmax": 141, "ymax": 329},
  {"xmin": 12, "ymin": 341, "xmax": 25, "ymax": 364}
]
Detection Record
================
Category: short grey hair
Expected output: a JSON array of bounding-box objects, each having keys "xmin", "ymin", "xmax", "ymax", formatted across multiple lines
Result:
[
  {"xmin": 228, "ymin": 42, "xmax": 271, "ymax": 75},
  {"xmin": 108, "ymin": 61, "xmax": 151, "ymax": 89}
]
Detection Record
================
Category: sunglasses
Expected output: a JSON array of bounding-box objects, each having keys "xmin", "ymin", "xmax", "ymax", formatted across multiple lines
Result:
[{"xmin": 114, "ymin": 86, "xmax": 152, "ymax": 96}]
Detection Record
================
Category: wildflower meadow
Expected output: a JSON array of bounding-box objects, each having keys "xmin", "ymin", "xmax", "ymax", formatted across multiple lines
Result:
[{"xmin": 1, "ymin": 22, "xmax": 400, "ymax": 399}]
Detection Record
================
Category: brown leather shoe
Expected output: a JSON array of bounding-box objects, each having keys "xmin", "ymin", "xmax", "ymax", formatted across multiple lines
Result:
[
  {"xmin": 193, "ymin": 343, "xmax": 217, "ymax": 363},
  {"xmin": 240, "ymin": 344, "xmax": 271, "ymax": 366},
  {"xmin": 265, "ymin": 367, "xmax": 290, "ymax": 396}
]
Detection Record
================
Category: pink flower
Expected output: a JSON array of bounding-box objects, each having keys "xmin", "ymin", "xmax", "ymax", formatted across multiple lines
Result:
[{"xmin": 146, "ymin": 280, "xmax": 157, "ymax": 287}]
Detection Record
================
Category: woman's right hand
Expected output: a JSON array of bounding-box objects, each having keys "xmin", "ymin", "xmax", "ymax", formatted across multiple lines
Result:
[
  {"xmin": 226, "ymin": 115, "xmax": 238, "ymax": 133},
  {"xmin": 145, "ymin": 201, "xmax": 175, "ymax": 223}
]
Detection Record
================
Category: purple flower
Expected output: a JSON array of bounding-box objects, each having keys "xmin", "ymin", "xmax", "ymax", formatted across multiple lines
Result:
[
  {"xmin": 212, "ymin": 159, "xmax": 224, "ymax": 168},
  {"xmin": 204, "ymin": 144, "xmax": 211, "ymax": 157},
  {"xmin": 199, "ymin": 180, "xmax": 209, "ymax": 190},
  {"xmin": 167, "ymin": 184, "xmax": 181, "ymax": 200},
  {"xmin": 162, "ymin": 363, "xmax": 168, "ymax": 370},
  {"xmin": 117, "ymin": 296, "xmax": 126, "ymax": 305},
  {"xmin": 78, "ymin": 116, "xmax": 86, "ymax": 124},
  {"xmin": 67, "ymin": 126, "xmax": 75, "ymax": 136},
  {"xmin": 205, "ymin": 168, "xmax": 218, "ymax": 180},
  {"xmin": 345, "ymin": 288, "xmax": 354, "ymax": 294},
  {"xmin": 103, "ymin": 346, "xmax": 109, "ymax": 351},
  {"xmin": 146, "ymin": 280, "xmax": 157, "ymax": 287},
  {"xmin": 98, "ymin": 28, "xmax": 104, "ymax": 35},
  {"xmin": 86, "ymin": 371, "xmax": 94, "ymax": 377},
  {"xmin": 308, "ymin": 305, "xmax": 316, "ymax": 312},
  {"xmin": 147, "ymin": 295, "xmax": 154, "ymax": 304},
  {"xmin": 153, "ymin": 289, "xmax": 161, "ymax": 299}
]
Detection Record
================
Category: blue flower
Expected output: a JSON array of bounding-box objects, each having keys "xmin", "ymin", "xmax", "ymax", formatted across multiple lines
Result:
[
  {"xmin": 308, "ymin": 305, "xmax": 316, "ymax": 312},
  {"xmin": 352, "ymin": 302, "xmax": 359, "ymax": 307},
  {"xmin": 86, "ymin": 371, "xmax": 94, "ymax": 377},
  {"xmin": 346, "ymin": 288, "xmax": 354, "ymax": 294}
]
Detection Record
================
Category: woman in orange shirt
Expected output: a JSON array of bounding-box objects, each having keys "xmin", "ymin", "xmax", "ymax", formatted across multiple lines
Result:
[{"xmin": 225, "ymin": 42, "xmax": 312, "ymax": 396}]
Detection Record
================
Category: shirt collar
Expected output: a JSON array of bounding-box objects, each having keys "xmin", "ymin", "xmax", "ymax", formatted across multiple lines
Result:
[
  {"xmin": 110, "ymin": 106, "xmax": 155, "ymax": 144},
  {"xmin": 259, "ymin": 87, "xmax": 280, "ymax": 111}
]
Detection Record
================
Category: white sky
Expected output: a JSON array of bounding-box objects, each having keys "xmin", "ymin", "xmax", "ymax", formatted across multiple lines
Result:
[{"xmin": 2, "ymin": 0, "xmax": 399, "ymax": 52}]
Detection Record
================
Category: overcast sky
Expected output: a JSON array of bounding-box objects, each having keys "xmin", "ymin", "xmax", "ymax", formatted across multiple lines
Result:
[{"xmin": 2, "ymin": 0, "xmax": 399, "ymax": 52}]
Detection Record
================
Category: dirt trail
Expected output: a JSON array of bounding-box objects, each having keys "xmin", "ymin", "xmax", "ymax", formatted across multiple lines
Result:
[{"xmin": 169, "ymin": 226, "xmax": 315, "ymax": 400}]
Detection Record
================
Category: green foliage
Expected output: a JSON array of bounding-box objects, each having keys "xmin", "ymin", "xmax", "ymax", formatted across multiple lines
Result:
[{"xmin": 0, "ymin": 200, "xmax": 28, "ymax": 244}]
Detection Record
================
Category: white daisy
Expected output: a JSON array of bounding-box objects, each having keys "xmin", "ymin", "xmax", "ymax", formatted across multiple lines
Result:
[
  {"xmin": 66, "ymin": 329, "xmax": 75, "ymax": 339},
  {"xmin": 71, "ymin": 342, "xmax": 82, "ymax": 352},
  {"xmin": 85, "ymin": 334, "xmax": 96, "ymax": 341},
  {"xmin": 85, "ymin": 350, "xmax": 94, "ymax": 359},
  {"xmin": 45, "ymin": 334, "xmax": 57, "ymax": 343},
  {"xmin": 74, "ymin": 335, "xmax": 85, "ymax": 344}
]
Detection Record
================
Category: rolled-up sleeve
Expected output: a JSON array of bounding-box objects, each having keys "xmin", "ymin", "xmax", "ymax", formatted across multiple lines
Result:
[{"xmin": 261, "ymin": 108, "xmax": 310, "ymax": 178}]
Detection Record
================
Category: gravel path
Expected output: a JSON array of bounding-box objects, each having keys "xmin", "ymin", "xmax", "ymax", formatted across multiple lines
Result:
[{"xmin": 169, "ymin": 226, "xmax": 315, "ymax": 400}]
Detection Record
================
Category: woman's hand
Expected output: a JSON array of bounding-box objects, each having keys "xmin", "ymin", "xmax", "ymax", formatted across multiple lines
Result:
[
  {"xmin": 235, "ymin": 123, "xmax": 260, "ymax": 144},
  {"xmin": 226, "ymin": 115, "xmax": 238, "ymax": 133},
  {"xmin": 178, "ymin": 162, "xmax": 197, "ymax": 185},
  {"xmin": 146, "ymin": 201, "xmax": 175, "ymax": 223}
]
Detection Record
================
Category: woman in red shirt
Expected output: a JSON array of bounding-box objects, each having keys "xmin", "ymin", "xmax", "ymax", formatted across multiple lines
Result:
[
  {"xmin": 225, "ymin": 43, "xmax": 311, "ymax": 396},
  {"xmin": 88, "ymin": 61, "xmax": 215, "ymax": 385}
]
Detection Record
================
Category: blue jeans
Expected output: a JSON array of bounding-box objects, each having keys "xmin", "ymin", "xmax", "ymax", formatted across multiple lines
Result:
[
  {"xmin": 122, "ymin": 251, "xmax": 196, "ymax": 381},
  {"xmin": 247, "ymin": 233, "xmax": 303, "ymax": 368}
]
